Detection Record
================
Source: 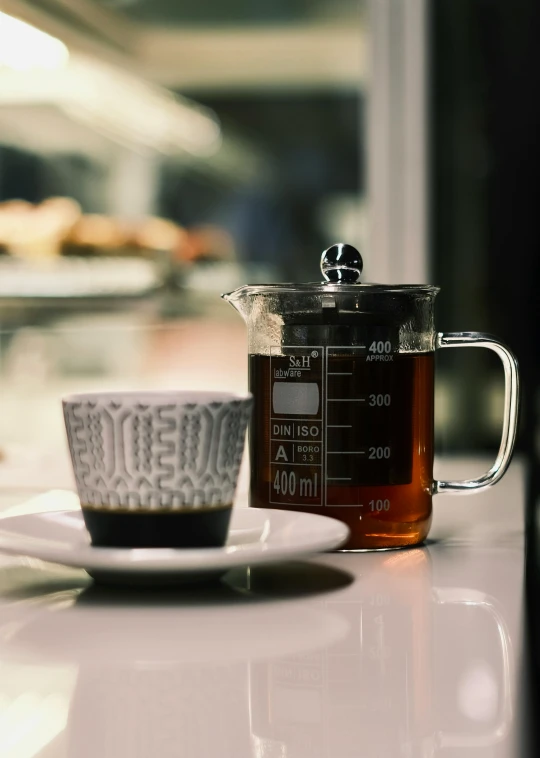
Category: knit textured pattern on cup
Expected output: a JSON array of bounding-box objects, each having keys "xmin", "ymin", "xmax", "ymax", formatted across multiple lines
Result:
[{"xmin": 63, "ymin": 392, "xmax": 252, "ymax": 512}]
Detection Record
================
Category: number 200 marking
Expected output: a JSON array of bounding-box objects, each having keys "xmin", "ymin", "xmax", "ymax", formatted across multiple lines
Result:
[{"xmin": 369, "ymin": 446, "xmax": 391, "ymax": 459}]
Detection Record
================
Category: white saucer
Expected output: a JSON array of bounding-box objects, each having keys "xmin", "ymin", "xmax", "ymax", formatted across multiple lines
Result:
[{"xmin": 0, "ymin": 492, "xmax": 349, "ymax": 584}]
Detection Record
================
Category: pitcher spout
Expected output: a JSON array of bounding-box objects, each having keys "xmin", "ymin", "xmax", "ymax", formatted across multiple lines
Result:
[{"xmin": 222, "ymin": 286, "xmax": 254, "ymax": 323}]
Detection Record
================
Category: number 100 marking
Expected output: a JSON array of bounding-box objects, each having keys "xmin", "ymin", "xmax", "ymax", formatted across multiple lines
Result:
[{"xmin": 370, "ymin": 499, "xmax": 390, "ymax": 512}]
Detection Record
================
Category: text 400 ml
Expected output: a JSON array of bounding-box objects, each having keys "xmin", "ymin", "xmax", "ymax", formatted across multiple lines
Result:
[{"xmin": 273, "ymin": 470, "xmax": 319, "ymax": 497}]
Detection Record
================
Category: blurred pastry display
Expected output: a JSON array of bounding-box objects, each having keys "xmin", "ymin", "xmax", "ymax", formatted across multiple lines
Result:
[
  {"xmin": 0, "ymin": 198, "xmax": 186, "ymax": 260},
  {"xmin": 0, "ymin": 198, "xmax": 177, "ymax": 299},
  {"xmin": 0, "ymin": 197, "xmax": 81, "ymax": 261},
  {"xmin": 0, "ymin": 197, "xmax": 240, "ymax": 266},
  {"xmin": 0, "ymin": 197, "xmax": 242, "ymax": 303},
  {"xmin": 62, "ymin": 214, "xmax": 130, "ymax": 256},
  {"xmin": 130, "ymin": 216, "xmax": 185, "ymax": 254}
]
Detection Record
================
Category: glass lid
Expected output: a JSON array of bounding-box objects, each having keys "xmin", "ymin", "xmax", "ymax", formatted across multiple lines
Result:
[{"xmin": 224, "ymin": 243, "xmax": 439, "ymax": 300}]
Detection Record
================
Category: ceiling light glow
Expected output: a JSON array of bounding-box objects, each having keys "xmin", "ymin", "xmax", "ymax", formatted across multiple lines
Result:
[{"xmin": 0, "ymin": 12, "xmax": 69, "ymax": 71}]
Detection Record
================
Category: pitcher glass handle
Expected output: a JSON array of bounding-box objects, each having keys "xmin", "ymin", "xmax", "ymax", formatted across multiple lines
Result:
[{"xmin": 433, "ymin": 332, "xmax": 520, "ymax": 495}]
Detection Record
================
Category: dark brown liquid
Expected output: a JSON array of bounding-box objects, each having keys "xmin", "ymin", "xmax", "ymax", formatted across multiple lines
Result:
[
  {"xmin": 249, "ymin": 351, "xmax": 434, "ymax": 549},
  {"xmin": 82, "ymin": 506, "xmax": 232, "ymax": 548}
]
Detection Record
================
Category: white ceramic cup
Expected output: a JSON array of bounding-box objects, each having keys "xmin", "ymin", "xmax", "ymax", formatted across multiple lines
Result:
[{"xmin": 62, "ymin": 390, "xmax": 252, "ymax": 548}]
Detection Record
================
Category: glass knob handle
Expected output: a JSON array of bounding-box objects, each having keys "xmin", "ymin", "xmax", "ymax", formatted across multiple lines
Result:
[{"xmin": 321, "ymin": 243, "xmax": 363, "ymax": 283}]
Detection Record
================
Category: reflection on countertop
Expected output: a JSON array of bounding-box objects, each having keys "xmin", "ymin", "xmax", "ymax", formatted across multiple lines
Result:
[{"xmin": 0, "ymin": 469, "xmax": 524, "ymax": 757}]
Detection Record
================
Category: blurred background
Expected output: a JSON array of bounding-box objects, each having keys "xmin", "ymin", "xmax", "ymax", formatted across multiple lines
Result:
[{"xmin": 0, "ymin": 0, "xmax": 537, "ymax": 492}]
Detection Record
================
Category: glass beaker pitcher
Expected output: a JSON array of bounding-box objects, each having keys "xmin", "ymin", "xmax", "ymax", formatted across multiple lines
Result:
[{"xmin": 223, "ymin": 244, "xmax": 519, "ymax": 550}]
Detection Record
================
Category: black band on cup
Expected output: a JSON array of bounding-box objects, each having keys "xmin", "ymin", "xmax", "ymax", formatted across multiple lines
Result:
[{"xmin": 81, "ymin": 506, "xmax": 233, "ymax": 549}]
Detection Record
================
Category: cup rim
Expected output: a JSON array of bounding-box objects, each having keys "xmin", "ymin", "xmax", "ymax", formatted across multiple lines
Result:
[{"xmin": 62, "ymin": 390, "xmax": 252, "ymax": 405}]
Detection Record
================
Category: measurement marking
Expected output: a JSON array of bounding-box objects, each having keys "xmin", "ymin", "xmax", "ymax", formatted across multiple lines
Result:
[
  {"xmin": 326, "ymin": 336, "xmax": 365, "ymax": 514},
  {"xmin": 328, "ymin": 398, "xmax": 366, "ymax": 402},
  {"xmin": 328, "ymin": 345, "xmax": 366, "ymax": 350},
  {"xmin": 269, "ymin": 349, "xmax": 273, "ymax": 506},
  {"xmin": 326, "ymin": 503, "xmax": 364, "ymax": 507},
  {"xmin": 271, "ymin": 462, "xmax": 322, "ymax": 467},
  {"xmin": 269, "ymin": 502, "xmax": 324, "ymax": 507},
  {"xmin": 271, "ymin": 439, "xmax": 322, "ymax": 443},
  {"xmin": 327, "ymin": 451, "xmax": 366, "ymax": 455},
  {"xmin": 270, "ymin": 417, "xmax": 322, "ymax": 423},
  {"xmin": 321, "ymin": 348, "xmax": 328, "ymax": 506},
  {"xmin": 327, "ymin": 477, "xmax": 352, "ymax": 481}
]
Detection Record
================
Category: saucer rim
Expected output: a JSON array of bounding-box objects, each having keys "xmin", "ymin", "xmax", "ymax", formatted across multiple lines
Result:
[{"xmin": 0, "ymin": 503, "xmax": 349, "ymax": 575}]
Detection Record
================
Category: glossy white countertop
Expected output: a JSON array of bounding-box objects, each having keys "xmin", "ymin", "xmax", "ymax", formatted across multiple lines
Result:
[{"xmin": 0, "ymin": 458, "xmax": 525, "ymax": 758}]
